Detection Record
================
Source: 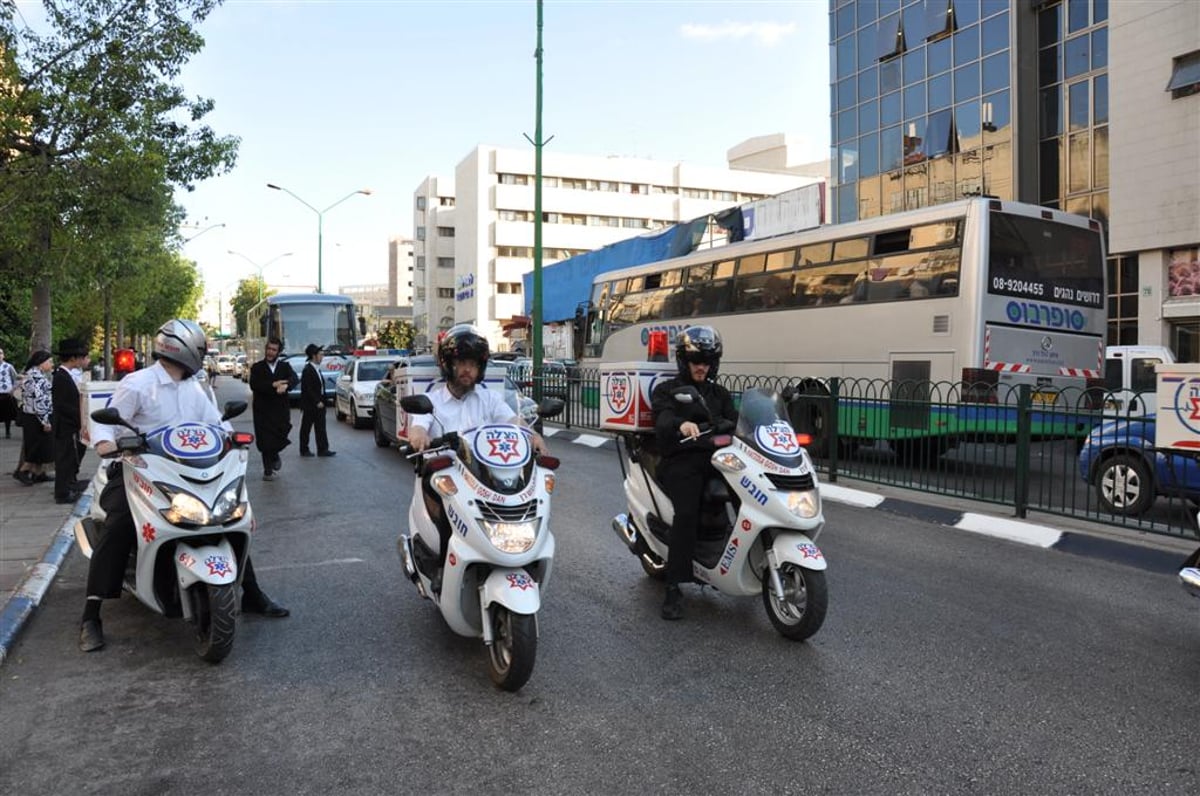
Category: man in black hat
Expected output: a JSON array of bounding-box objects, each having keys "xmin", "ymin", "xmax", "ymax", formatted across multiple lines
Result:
[
  {"xmin": 52, "ymin": 338, "xmax": 92, "ymax": 504},
  {"xmin": 299, "ymin": 343, "xmax": 335, "ymax": 458}
]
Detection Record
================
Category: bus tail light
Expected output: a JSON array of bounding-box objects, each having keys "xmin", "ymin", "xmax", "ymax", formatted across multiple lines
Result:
[
  {"xmin": 1083, "ymin": 377, "xmax": 1108, "ymax": 411},
  {"xmin": 961, "ymin": 368, "xmax": 999, "ymax": 404}
]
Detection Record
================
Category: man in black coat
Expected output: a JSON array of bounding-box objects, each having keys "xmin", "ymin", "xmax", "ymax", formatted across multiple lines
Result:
[
  {"xmin": 52, "ymin": 338, "xmax": 92, "ymax": 504},
  {"xmin": 299, "ymin": 343, "xmax": 335, "ymax": 458},
  {"xmin": 248, "ymin": 337, "xmax": 299, "ymax": 481}
]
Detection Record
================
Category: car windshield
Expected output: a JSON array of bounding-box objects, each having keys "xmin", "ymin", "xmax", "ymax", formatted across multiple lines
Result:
[
  {"xmin": 734, "ymin": 387, "xmax": 804, "ymax": 467},
  {"xmin": 357, "ymin": 361, "xmax": 391, "ymax": 381}
]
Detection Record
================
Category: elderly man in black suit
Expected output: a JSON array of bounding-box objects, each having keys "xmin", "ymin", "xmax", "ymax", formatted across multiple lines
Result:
[{"xmin": 52, "ymin": 338, "xmax": 92, "ymax": 504}]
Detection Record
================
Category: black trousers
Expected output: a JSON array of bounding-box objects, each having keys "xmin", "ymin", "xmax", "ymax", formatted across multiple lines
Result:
[
  {"xmin": 299, "ymin": 406, "xmax": 329, "ymax": 454},
  {"xmin": 658, "ymin": 452, "xmax": 713, "ymax": 586},
  {"xmin": 53, "ymin": 432, "xmax": 84, "ymax": 499},
  {"xmin": 86, "ymin": 463, "xmax": 263, "ymax": 600}
]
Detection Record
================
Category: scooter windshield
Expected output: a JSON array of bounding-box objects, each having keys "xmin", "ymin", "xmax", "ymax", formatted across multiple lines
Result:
[
  {"xmin": 457, "ymin": 422, "xmax": 535, "ymax": 495},
  {"xmin": 735, "ymin": 388, "xmax": 805, "ymax": 467},
  {"xmin": 144, "ymin": 423, "xmax": 232, "ymax": 469}
]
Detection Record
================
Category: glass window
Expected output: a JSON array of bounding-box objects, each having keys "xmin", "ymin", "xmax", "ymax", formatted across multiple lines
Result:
[
  {"xmin": 1067, "ymin": 0, "xmax": 1088, "ymax": 33},
  {"xmin": 416, "ymin": 196, "xmax": 427, "ymax": 211},
  {"xmin": 956, "ymin": 99, "xmax": 980, "ymax": 149},
  {"xmin": 738, "ymin": 254, "xmax": 767, "ymax": 275},
  {"xmin": 1039, "ymin": 85, "xmax": 1062, "ymax": 138},
  {"xmin": 860, "ymin": 131, "xmax": 880, "ymax": 177},
  {"xmin": 837, "ymin": 185, "xmax": 859, "ymax": 224},
  {"xmin": 984, "ymin": 89, "xmax": 1010, "ymax": 134},
  {"xmin": 904, "ymin": 83, "xmax": 926, "ymax": 120},
  {"xmin": 859, "ymin": 66, "xmax": 879, "ymax": 101},
  {"xmin": 904, "ymin": 118, "xmax": 926, "ymax": 164},
  {"xmin": 928, "ymin": 36, "xmax": 952, "ymax": 75},
  {"xmin": 929, "ymin": 72, "xmax": 953, "ymax": 110},
  {"xmin": 1094, "ymin": 74, "xmax": 1108, "ymax": 124},
  {"xmin": 1038, "ymin": 4, "xmax": 1061, "ymax": 50},
  {"xmin": 954, "ymin": 0, "xmax": 980, "ymax": 28},
  {"xmin": 981, "ymin": 0, "xmax": 1006, "ymax": 18},
  {"xmin": 925, "ymin": 109, "xmax": 955, "ymax": 158},
  {"xmin": 1094, "ymin": 126, "xmax": 1108, "ymax": 189},
  {"xmin": 1166, "ymin": 51, "xmax": 1200, "ymax": 97},
  {"xmin": 878, "ymin": 13, "xmax": 904, "ymax": 60},
  {"xmin": 982, "ymin": 51, "xmax": 1008, "ymax": 94},
  {"xmin": 882, "ymin": 124, "xmax": 904, "ymax": 172},
  {"xmin": 981, "ymin": 12, "xmax": 1008, "ymax": 55},
  {"xmin": 881, "ymin": 90, "xmax": 903, "ymax": 125},
  {"xmin": 798, "ymin": 242, "xmax": 833, "ymax": 266},
  {"xmin": 836, "ymin": 2, "xmax": 856, "ymax": 39},
  {"xmin": 840, "ymin": 143, "xmax": 859, "ymax": 183},
  {"xmin": 1068, "ymin": 80, "xmax": 1089, "ymax": 132},
  {"xmin": 954, "ymin": 24, "xmax": 980, "ymax": 67},
  {"xmin": 715, "ymin": 259, "xmax": 736, "ymax": 279},
  {"xmin": 859, "ymin": 99, "xmax": 879, "ymax": 132},
  {"xmin": 837, "ymin": 36, "xmax": 856, "ymax": 79},
  {"xmin": 837, "ymin": 77, "xmax": 857, "ymax": 108},
  {"xmin": 859, "ymin": 22, "xmax": 879, "ymax": 70},
  {"xmin": 1039, "ymin": 45, "xmax": 1060, "ymax": 87},
  {"xmin": 1039, "ymin": 139, "xmax": 1062, "ymax": 202},
  {"xmin": 903, "ymin": 3, "xmax": 927, "ymax": 47},
  {"xmin": 766, "ymin": 250, "xmax": 797, "ymax": 272},
  {"xmin": 954, "ymin": 61, "xmax": 980, "ymax": 104},
  {"xmin": 903, "ymin": 48, "xmax": 925, "ymax": 85},
  {"xmin": 835, "ymin": 237, "xmax": 870, "ymax": 261},
  {"xmin": 1068, "ymin": 132, "xmax": 1090, "ymax": 193},
  {"xmin": 881, "ymin": 58, "xmax": 903, "ymax": 93},
  {"xmin": 925, "ymin": 0, "xmax": 954, "ymax": 41},
  {"xmin": 838, "ymin": 108, "xmax": 858, "ymax": 141},
  {"xmin": 1091, "ymin": 27, "xmax": 1107, "ymax": 70},
  {"xmin": 1064, "ymin": 35, "xmax": 1090, "ymax": 80}
]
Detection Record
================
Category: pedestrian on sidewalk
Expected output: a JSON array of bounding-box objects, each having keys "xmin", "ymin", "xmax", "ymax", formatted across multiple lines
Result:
[
  {"xmin": 52, "ymin": 338, "xmax": 91, "ymax": 504},
  {"xmin": 298, "ymin": 343, "xmax": 335, "ymax": 458},
  {"xmin": 15, "ymin": 350, "xmax": 54, "ymax": 486},
  {"xmin": 249, "ymin": 336, "xmax": 298, "ymax": 481},
  {"xmin": 0, "ymin": 347, "xmax": 18, "ymax": 439}
]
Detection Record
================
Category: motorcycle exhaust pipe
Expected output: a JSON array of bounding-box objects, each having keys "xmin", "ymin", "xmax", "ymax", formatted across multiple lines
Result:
[
  {"xmin": 1180, "ymin": 567, "xmax": 1200, "ymax": 599},
  {"xmin": 397, "ymin": 535, "xmax": 418, "ymax": 582},
  {"xmin": 611, "ymin": 513, "xmax": 639, "ymax": 552}
]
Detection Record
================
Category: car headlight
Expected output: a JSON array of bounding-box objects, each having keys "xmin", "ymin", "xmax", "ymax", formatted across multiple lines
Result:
[
  {"xmin": 355, "ymin": 391, "xmax": 374, "ymax": 403},
  {"xmin": 785, "ymin": 490, "xmax": 820, "ymax": 519},
  {"xmin": 481, "ymin": 520, "xmax": 537, "ymax": 553}
]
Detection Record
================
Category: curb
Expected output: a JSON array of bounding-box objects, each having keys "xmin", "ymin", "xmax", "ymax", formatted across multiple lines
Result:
[{"xmin": 0, "ymin": 494, "xmax": 89, "ymax": 665}]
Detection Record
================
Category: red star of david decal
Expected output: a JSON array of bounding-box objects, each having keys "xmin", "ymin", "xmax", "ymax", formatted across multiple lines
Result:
[
  {"xmin": 487, "ymin": 433, "xmax": 522, "ymax": 463},
  {"xmin": 175, "ymin": 427, "xmax": 209, "ymax": 450},
  {"xmin": 507, "ymin": 572, "xmax": 534, "ymax": 590},
  {"xmin": 769, "ymin": 429, "xmax": 798, "ymax": 451},
  {"xmin": 611, "ymin": 379, "xmax": 628, "ymax": 410},
  {"xmin": 205, "ymin": 556, "xmax": 232, "ymax": 578},
  {"xmin": 141, "ymin": 522, "xmax": 155, "ymax": 543},
  {"xmin": 1190, "ymin": 396, "xmax": 1200, "ymax": 420}
]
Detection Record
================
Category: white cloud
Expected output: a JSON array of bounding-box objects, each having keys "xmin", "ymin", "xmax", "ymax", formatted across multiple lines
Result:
[{"xmin": 680, "ymin": 21, "xmax": 798, "ymax": 47}]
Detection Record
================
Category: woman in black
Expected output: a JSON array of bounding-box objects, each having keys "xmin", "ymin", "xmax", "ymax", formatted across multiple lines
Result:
[{"xmin": 16, "ymin": 350, "xmax": 55, "ymax": 485}]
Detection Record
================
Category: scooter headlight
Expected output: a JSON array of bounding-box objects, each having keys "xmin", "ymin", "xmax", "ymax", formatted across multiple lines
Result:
[
  {"xmin": 481, "ymin": 520, "xmax": 538, "ymax": 554},
  {"xmin": 785, "ymin": 490, "xmax": 821, "ymax": 519},
  {"xmin": 161, "ymin": 490, "xmax": 211, "ymax": 526},
  {"xmin": 210, "ymin": 478, "xmax": 247, "ymax": 523}
]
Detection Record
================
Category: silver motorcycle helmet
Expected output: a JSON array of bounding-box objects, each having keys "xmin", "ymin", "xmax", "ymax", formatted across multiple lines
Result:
[{"xmin": 152, "ymin": 319, "xmax": 207, "ymax": 378}]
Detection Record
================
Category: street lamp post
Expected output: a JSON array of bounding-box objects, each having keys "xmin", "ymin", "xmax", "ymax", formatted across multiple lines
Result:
[
  {"xmin": 182, "ymin": 222, "xmax": 226, "ymax": 245},
  {"xmin": 266, "ymin": 183, "xmax": 371, "ymax": 293},
  {"xmin": 228, "ymin": 250, "xmax": 294, "ymax": 301}
]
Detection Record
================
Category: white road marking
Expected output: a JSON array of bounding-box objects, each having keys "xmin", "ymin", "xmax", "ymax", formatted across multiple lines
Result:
[
  {"xmin": 954, "ymin": 513, "xmax": 1062, "ymax": 548},
  {"xmin": 819, "ymin": 483, "xmax": 887, "ymax": 508},
  {"xmin": 572, "ymin": 433, "xmax": 610, "ymax": 448}
]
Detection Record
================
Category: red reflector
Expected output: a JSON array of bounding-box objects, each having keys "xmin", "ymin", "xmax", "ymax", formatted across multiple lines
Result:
[
  {"xmin": 794, "ymin": 433, "xmax": 813, "ymax": 447},
  {"xmin": 426, "ymin": 456, "xmax": 453, "ymax": 472},
  {"xmin": 712, "ymin": 434, "xmax": 733, "ymax": 447},
  {"xmin": 1041, "ymin": 210, "xmax": 1054, "ymax": 220},
  {"xmin": 646, "ymin": 330, "xmax": 669, "ymax": 362},
  {"xmin": 232, "ymin": 432, "xmax": 254, "ymax": 445},
  {"xmin": 537, "ymin": 455, "xmax": 561, "ymax": 470}
]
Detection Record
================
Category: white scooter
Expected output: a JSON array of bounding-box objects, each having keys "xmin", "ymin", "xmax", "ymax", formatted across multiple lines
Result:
[
  {"xmin": 74, "ymin": 402, "xmax": 256, "ymax": 663},
  {"xmin": 612, "ymin": 385, "xmax": 829, "ymax": 640},
  {"xmin": 396, "ymin": 392, "xmax": 563, "ymax": 691}
]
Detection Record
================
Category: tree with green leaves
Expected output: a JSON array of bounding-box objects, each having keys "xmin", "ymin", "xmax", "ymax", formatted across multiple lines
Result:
[
  {"xmin": 377, "ymin": 320, "xmax": 416, "ymax": 351},
  {"xmin": 0, "ymin": 0, "xmax": 238, "ymax": 352},
  {"xmin": 230, "ymin": 277, "xmax": 270, "ymax": 337}
]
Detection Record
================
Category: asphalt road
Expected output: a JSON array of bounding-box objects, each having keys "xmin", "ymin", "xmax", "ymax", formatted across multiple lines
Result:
[{"xmin": 1, "ymin": 378, "xmax": 1199, "ymax": 794}]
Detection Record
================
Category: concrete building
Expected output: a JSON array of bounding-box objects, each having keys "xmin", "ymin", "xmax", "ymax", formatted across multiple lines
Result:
[
  {"xmin": 411, "ymin": 145, "xmax": 811, "ymax": 350},
  {"xmin": 388, "ymin": 236, "xmax": 415, "ymax": 307},
  {"xmin": 827, "ymin": 0, "xmax": 1200, "ymax": 356}
]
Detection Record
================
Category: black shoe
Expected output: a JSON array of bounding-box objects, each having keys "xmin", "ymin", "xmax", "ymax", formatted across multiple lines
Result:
[
  {"xmin": 273, "ymin": 455, "xmax": 283, "ymax": 472},
  {"xmin": 262, "ymin": 470, "xmax": 275, "ymax": 481},
  {"xmin": 661, "ymin": 585, "xmax": 684, "ymax": 620},
  {"xmin": 317, "ymin": 450, "xmax": 337, "ymax": 457},
  {"xmin": 79, "ymin": 619, "xmax": 105, "ymax": 652},
  {"xmin": 299, "ymin": 450, "xmax": 314, "ymax": 457},
  {"xmin": 34, "ymin": 472, "xmax": 52, "ymax": 483},
  {"xmin": 242, "ymin": 591, "xmax": 290, "ymax": 618},
  {"xmin": 16, "ymin": 471, "xmax": 34, "ymax": 486},
  {"xmin": 55, "ymin": 491, "xmax": 80, "ymax": 505}
]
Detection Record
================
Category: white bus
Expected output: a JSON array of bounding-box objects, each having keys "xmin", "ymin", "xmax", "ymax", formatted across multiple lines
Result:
[
  {"xmin": 582, "ymin": 198, "xmax": 1107, "ymax": 454},
  {"xmin": 244, "ymin": 293, "xmax": 361, "ymax": 365}
]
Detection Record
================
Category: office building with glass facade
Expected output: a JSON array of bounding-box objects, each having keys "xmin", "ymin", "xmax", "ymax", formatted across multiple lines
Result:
[{"xmin": 829, "ymin": 0, "xmax": 1199, "ymax": 355}]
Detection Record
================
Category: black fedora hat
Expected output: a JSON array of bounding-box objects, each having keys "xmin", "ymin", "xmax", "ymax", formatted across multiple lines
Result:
[
  {"xmin": 56, "ymin": 338, "xmax": 89, "ymax": 358},
  {"xmin": 304, "ymin": 343, "xmax": 323, "ymax": 359}
]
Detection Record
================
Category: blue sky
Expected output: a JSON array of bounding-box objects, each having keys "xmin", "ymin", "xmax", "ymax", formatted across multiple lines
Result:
[{"xmin": 23, "ymin": 0, "xmax": 832, "ymax": 300}]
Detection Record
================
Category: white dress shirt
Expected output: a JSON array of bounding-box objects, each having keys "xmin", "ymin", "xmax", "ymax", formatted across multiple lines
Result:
[{"xmin": 91, "ymin": 362, "xmax": 229, "ymax": 448}]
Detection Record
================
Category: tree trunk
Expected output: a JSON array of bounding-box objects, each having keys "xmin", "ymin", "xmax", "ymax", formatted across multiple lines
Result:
[{"xmin": 31, "ymin": 276, "xmax": 52, "ymax": 353}]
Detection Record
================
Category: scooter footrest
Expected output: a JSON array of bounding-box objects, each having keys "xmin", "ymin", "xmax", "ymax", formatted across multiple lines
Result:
[{"xmin": 695, "ymin": 538, "xmax": 726, "ymax": 569}]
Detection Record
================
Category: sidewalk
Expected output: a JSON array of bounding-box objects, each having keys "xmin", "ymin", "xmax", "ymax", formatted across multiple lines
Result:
[{"xmin": 0, "ymin": 431, "xmax": 97, "ymax": 663}]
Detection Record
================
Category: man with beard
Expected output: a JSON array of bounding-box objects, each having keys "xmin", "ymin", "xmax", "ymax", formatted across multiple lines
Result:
[{"xmin": 248, "ymin": 337, "xmax": 299, "ymax": 481}]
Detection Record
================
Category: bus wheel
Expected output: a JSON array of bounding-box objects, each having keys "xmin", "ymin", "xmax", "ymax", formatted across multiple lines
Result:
[{"xmin": 788, "ymin": 379, "xmax": 832, "ymax": 459}]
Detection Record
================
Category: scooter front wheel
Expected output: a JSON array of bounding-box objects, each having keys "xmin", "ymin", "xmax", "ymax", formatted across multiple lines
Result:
[
  {"xmin": 762, "ymin": 563, "xmax": 827, "ymax": 641},
  {"xmin": 191, "ymin": 583, "xmax": 237, "ymax": 663},
  {"xmin": 486, "ymin": 607, "xmax": 537, "ymax": 692}
]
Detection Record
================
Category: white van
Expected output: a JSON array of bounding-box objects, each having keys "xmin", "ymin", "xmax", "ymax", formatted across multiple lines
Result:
[{"xmin": 1104, "ymin": 345, "xmax": 1176, "ymax": 415}]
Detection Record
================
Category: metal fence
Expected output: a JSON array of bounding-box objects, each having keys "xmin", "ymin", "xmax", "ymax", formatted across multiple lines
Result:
[{"xmin": 531, "ymin": 365, "xmax": 1200, "ymax": 542}]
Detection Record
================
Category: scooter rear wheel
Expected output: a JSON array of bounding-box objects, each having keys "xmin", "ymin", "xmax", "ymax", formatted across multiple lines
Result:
[
  {"xmin": 486, "ymin": 607, "xmax": 537, "ymax": 692},
  {"xmin": 192, "ymin": 583, "xmax": 237, "ymax": 663},
  {"xmin": 762, "ymin": 564, "xmax": 827, "ymax": 641}
]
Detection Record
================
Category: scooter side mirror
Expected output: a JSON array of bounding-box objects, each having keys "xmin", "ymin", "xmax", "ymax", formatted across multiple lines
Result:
[
  {"xmin": 91, "ymin": 406, "xmax": 138, "ymax": 432},
  {"xmin": 401, "ymin": 394, "xmax": 434, "ymax": 415},
  {"xmin": 221, "ymin": 400, "xmax": 248, "ymax": 421}
]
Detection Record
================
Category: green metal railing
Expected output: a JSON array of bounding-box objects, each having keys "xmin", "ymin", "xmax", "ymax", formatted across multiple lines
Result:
[{"xmin": 532, "ymin": 365, "xmax": 1200, "ymax": 542}]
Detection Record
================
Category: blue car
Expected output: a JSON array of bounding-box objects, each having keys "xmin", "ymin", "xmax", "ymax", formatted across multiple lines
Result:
[{"xmin": 1078, "ymin": 415, "xmax": 1200, "ymax": 516}]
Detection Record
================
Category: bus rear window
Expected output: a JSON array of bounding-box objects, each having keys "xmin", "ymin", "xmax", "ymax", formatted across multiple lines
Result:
[{"xmin": 987, "ymin": 214, "xmax": 1104, "ymax": 308}]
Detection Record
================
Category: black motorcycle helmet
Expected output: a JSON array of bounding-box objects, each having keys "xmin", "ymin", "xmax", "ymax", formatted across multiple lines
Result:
[
  {"xmin": 438, "ymin": 324, "xmax": 490, "ymax": 384},
  {"xmin": 675, "ymin": 325, "xmax": 723, "ymax": 381}
]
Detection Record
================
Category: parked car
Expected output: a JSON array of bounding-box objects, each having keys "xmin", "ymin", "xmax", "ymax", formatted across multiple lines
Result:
[
  {"xmin": 509, "ymin": 357, "xmax": 569, "ymax": 399},
  {"xmin": 216, "ymin": 354, "xmax": 236, "ymax": 374},
  {"xmin": 336, "ymin": 355, "xmax": 405, "ymax": 428},
  {"xmin": 234, "ymin": 354, "xmax": 247, "ymax": 381},
  {"xmin": 1078, "ymin": 414, "xmax": 1200, "ymax": 516},
  {"xmin": 283, "ymin": 353, "xmax": 350, "ymax": 406}
]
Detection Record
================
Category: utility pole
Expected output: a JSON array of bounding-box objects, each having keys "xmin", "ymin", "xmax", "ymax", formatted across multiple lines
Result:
[{"xmin": 524, "ymin": 0, "xmax": 552, "ymax": 400}]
